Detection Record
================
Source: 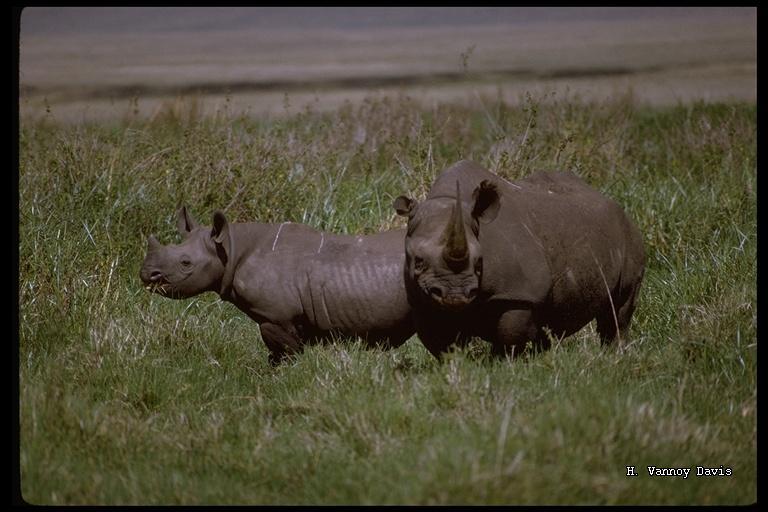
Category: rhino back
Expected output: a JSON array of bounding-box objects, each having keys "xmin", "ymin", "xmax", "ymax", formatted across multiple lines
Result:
[
  {"xmin": 488, "ymin": 171, "xmax": 644, "ymax": 331},
  {"xmin": 228, "ymin": 222, "xmax": 323, "ymax": 322},
  {"xmin": 299, "ymin": 231, "xmax": 410, "ymax": 335},
  {"xmin": 231, "ymin": 225, "xmax": 410, "ymax": 336},
  {"xmin": 301, "ymin": 250, "xmax": 409, "ymax": 335},
  {"xmin": 425, "ymin": 165, "xmax": 642, "ymax": 307}
]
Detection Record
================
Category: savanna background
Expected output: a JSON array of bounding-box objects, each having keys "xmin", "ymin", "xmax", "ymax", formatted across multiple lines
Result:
[{"xmin": 17, "ymin": 7, "xmax": 756, "ymax": 505}]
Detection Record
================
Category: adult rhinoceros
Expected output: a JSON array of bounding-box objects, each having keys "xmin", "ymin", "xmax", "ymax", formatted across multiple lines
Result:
[
  {"xmin": 393, "ymin": 160, "xmax": 645, "ymax": 358},
  {"xmin": 140, "ymin": 207, "xmax": 413, "ymax": 364}
]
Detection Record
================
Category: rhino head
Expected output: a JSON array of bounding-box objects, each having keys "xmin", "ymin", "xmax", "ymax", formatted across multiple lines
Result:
[
  {"xmin": 140, "ymin": 206, "xmax": 233, "ymax": 299},
  {"xmin": 394, "ymin": 180, "xmax": 500, "ymax": 311}
]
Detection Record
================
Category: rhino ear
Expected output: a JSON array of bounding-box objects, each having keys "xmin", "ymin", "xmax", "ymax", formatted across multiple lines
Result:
[
  {"xmin": 471, "ymin": 180, "xmax": 500, "ymax": 224},
  {"xmin": 211, "ymin": 210, "xmax": 229, "ymax": 245},
  {"xmin": 177, "ymin": 205, "xmax": 199, "ymax": 235},
  {"xmin": 211, "ymin": 210, "xmax": 235, "ymax": 274},
  {"xmin": 393, "ymin": 196, "xmax": 416, "ymax": 217}
]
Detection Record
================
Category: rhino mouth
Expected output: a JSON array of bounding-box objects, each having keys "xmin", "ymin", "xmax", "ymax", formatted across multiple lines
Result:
[
  {"xmin": 432, "ymin": 295, "xmax": 475, "ymax": 312},
  {"xmin": 142, "ymin": 275, "xmax": 186, "ymax": 299},
  {"xmin": 420, "ymin": 284, "xmax": 477, "ymax": 311},
  {"xmin": 145, "ymin": 280, "xmax": 170, "ymax": 294},
  {"xmin": 145, "ymin": 281, "xmax": 187, "ymax": 299}
]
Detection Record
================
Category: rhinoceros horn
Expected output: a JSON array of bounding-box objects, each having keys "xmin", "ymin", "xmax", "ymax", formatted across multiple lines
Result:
[
  {"xmin": 147, "ymin": 234, "xmax": 162, "ymax": 253},
  {"xmin": 442, "ymin": 181, "xmax": 469, "ymax": 269}
]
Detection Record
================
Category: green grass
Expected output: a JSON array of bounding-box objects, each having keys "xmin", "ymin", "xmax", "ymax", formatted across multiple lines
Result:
[{"xmin": 19, "ymin": 92, "xmax": 756, "ymax": 504}]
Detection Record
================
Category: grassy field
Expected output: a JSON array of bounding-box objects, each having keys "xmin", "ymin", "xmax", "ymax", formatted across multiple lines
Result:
[{"xmin": 18, "ymin": 92, "xmax": 756, "ymax": 504}]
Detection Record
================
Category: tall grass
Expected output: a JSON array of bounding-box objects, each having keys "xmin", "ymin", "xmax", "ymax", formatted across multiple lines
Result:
[{"xmin": 19, "ymin": 92, "xmax": 756, "ymax": 504}]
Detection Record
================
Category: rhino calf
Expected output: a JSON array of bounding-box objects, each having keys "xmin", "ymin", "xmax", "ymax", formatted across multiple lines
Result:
[
  {"xmin": 393, "ymin": 160, "xmax": 645, "ymax": 358},
  {"xmin": 140, "ymin": 207, "xmax": 413, "ymax": 364}
]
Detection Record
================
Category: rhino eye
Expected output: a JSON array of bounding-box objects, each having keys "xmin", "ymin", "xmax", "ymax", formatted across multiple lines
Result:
[
  {"xmin": 180, "ymin": 258, "xmax": 192, "ymax": 268},
  {"xmin": 413, "ymin": 256, "xmax": 426, "ymax": 274}
]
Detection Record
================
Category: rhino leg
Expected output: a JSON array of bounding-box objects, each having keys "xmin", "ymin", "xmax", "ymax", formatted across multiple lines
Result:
[
  {"xmin": 596, "ymin": 280, "xmax": 642, "ymax": 347},
  {"xmin": 419, "ymin": 331, "xmax": 454, "ymax": 359},
  {"xmin": 260, "ymin": 322, "xmax": 303, "ymax": 365},
  {"xmin": 491, "ymin": 308, "xmax": 541, "ymax": 359},
  {"xmin": 366, "ymin": 320, "xmax": 417, "ymax": 350},
  {"xmin": 414, "ymin": 317, "xmax": 462, "ymax": 359}
]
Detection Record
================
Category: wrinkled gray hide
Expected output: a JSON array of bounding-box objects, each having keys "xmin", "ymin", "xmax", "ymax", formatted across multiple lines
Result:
[
  {"xmin": 140, "ymin": 207, "xmax": 413, "ymax": 364},
  {"xmin": 394, "ymin": 160, "xmax": 645, "ymax": 358}
]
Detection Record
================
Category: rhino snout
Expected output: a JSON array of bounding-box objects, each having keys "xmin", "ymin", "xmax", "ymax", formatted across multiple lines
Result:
[
  {"xmin": 139, "ymin": 265, "xmax": 166, "ymax": 285},
  {"xmin": 148, "ymin": 270, "xmax": 164, "ymax": 283},
  {"xmin": 427, "ymin": 284, "xmax": 478, "ymax": 310},
  {"xmin": 441, "ymin": 294, "xmax": 474, "ymax": 310}
]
